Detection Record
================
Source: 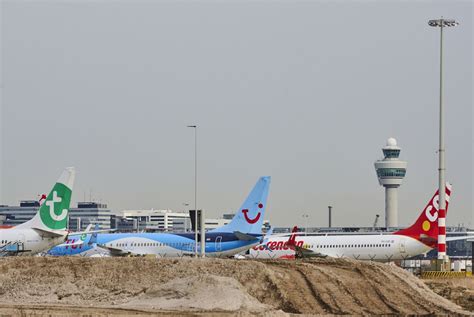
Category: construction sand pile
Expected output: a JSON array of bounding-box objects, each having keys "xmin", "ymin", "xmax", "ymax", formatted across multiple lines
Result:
[
  {"xmin": 425, "ymin": 278, "xmax": 474, "ymax": 312},
  {"xmin": 0, "ymin": 257, "xmax": 469, "ymax": 316},
  {"xmin": 122, "ymin": 274, "xmax": 269, "ymax": 312}
]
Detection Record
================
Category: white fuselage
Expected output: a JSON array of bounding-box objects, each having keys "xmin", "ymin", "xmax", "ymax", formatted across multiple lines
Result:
[
  {"xmin": 0, "ymin": 228, "xmax": 65, "ymax": 255},
  {"xmin": 249, "ymin": 234, "xmax": 432, "ymax": 261}
]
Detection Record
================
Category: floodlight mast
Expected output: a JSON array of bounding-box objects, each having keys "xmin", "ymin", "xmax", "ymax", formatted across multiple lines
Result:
[
  {"xmin": 187, "ymin": 125, "xmax": 200, "ymax": 257},
  {"xmin": 428, "ymin": 18, "xmax": 458, "ymax": 263}
]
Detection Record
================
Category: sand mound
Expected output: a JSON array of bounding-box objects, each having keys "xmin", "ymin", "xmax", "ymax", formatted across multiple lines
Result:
[
  {"xmin": 0, "ymin": 257, "xmax": 469, "ymax": 315},
  {"xmin": 123, "ymin": 274, "xmax": 268, "ymax": 312},
  {"xmin": 425, "ymin": 278, "xmax": 474, "ymax": 312}
]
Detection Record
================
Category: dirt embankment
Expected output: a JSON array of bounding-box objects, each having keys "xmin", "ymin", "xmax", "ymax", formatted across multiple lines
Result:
[
  {"xmin": 0, "ymin": 257, "xmax": 469, "ymax": 316},
  {"xmin": 425, "ymin": 278, "xmax": 474, "ymax": 312}
]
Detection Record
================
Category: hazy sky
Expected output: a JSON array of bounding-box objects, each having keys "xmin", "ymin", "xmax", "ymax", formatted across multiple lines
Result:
[{"xmin": 1, "ymin": 0, "xmax": 472, "ymax": 228}]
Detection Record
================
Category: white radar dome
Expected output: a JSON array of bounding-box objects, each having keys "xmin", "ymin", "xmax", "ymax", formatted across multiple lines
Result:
[{"xmin": 386, "ymin": 138, "xmax": 397, "ymax": 147}]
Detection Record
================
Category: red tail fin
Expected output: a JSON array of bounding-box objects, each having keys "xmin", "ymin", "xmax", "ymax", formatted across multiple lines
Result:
[
  {"xmin": 394, "ymin": 183, "xmax": 452, "ymax": 247},
  {"xmin": 287, "ymin": 226, "xmax": 298, "ymax": 247}
]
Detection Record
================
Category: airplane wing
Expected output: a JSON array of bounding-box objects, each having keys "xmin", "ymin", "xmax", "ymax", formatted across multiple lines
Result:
[
  {"xmin": 55, "ymin": 240, "xmax": 85, "ymax": 248},
  {"xmin": 1, "ymin": 249, "xmax": 30, "ymax": 255},
  {"xmin": 287, "ymin": 226, "xmax": 327, "ymax": 259},
  {"xmin": 446, "ymin": 235, "xmax": 474, "ymax": 242},
  {"xmin": 96, "ymin": 244, "xmax": 130, "ymax": 256},
  {"xmin": 292, "ymin": 244, "xmax": 328, "ymax": 258}
]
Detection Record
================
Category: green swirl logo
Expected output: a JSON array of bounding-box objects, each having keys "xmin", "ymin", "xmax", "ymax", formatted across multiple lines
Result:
[{"xmin": 39, "ymin": 182, "xmax": 72, "ymax": 230}]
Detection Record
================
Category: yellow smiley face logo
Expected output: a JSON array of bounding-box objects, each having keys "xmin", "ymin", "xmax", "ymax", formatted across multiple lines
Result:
[{"xmin": 422, "ymin": 220, "xmax": 431, "ymax": 232}]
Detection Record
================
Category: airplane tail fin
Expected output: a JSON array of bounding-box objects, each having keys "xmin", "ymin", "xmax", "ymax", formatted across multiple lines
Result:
[
  {"xmin": 89, "ymin": 224, "xmax": 100, "ymax": 244},
  {"xmin": 287, "ymin": 226, "xmax": 298, "ymax": 247},
  {"xmin": 210, "ymin": 176, "xmax": 271, "ymax": 235},
  {"xmin": 261, "ymin": 227, "xmax": 273, "ymax": 243},
  {"xmin": 16, "ymin": 167, "xmax": 75, "ymax": 231},
  {"xmin": 394, "ymin": 183, "xmax": 452, "ymax": 247}
]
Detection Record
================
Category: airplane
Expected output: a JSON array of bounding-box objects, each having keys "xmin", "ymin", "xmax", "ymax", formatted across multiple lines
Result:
[
  {"xmin": 47, "ymin": 224, "xmax": 110, "ymax": 257},
  {"xmin": 0, "ymin": 167, "xmax": 76, "ymax": 256},
  {"xmin": 249, "ymin": 183, "xmax": 471, "ymax": 261},
  {"xmin": 47, "ymin": 176, "xmax": 271, "ymax": 257}
]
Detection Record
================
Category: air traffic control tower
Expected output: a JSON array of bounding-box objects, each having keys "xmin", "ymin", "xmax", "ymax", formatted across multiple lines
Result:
[{"xmin": 374, "ymin": 138, "xmax": 407, "ymax": 228}]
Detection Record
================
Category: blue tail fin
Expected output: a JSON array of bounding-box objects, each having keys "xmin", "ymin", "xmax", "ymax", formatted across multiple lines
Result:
[
  {"xmin": 212, "ymin": 176, "xmax": 271, "ymax": 234},
  {"xmin": 89, "ymin": 224, "xmax": 100, "ymax": 244}
]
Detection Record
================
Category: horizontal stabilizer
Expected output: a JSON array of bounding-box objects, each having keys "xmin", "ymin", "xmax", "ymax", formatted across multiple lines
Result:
[
  {"xmin": 68, "ymin": 229, "xmax": 115, "ymax": 236},
  {"xmin": 234, "ymin": 231, "xmax": 258, "ymax": 241},
  {"xmin": 33, "ymin": 227, "xmax": 68, "ymax": 238}
]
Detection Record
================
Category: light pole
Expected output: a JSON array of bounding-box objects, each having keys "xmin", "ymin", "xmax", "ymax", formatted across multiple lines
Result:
[
  {"xmin": 428, "ymin": 18, "xmax": 458, "ymax": 264},
  {"xmin": 187, "ymin": 125, "xmax": 199, "ymax": 257},
  {"xmin": 302, "ymin": 213, "xmax": 309, "ymax": 235},
  {"xmin": 328, "ymin": 206, "xmax": 332, "ymax": 228}
]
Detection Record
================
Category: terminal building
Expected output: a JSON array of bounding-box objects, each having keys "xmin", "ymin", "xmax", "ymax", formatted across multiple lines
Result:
[
  {"xmin": 0, "ymin": 200, "xmax": 238, "ymax": 232},
  {"xmin": 110, "ymin": 209, "xmax": 236, "ymax": 232},
  {"xmin": 68, "ymin": 202, "xmax": 112, "ymax": 231},
  {"xmin": 111, "ymin": 209, "xmax": 191, "ymax": 232},
  {"xmin": 0, "ymin": 200, "xmax": 41, "ymax": 226}
]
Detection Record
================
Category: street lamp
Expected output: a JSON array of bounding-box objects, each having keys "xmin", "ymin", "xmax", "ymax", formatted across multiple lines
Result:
[
  {"xmin": 302, "ymin": 213, "xmax": 309, "ymax": 236},
  {"xmin": 428, "ymin": 18, "xmax": 459, "ymax": 263},
  {"xmin": 187, "ymin": 125, "xmax": 198, "ymax": 257}
]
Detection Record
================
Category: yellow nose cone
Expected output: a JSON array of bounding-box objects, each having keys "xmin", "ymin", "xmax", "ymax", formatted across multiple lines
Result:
[{"xmin": 422, "ymin": 220, "xmax": 431, "ymax": 232}]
